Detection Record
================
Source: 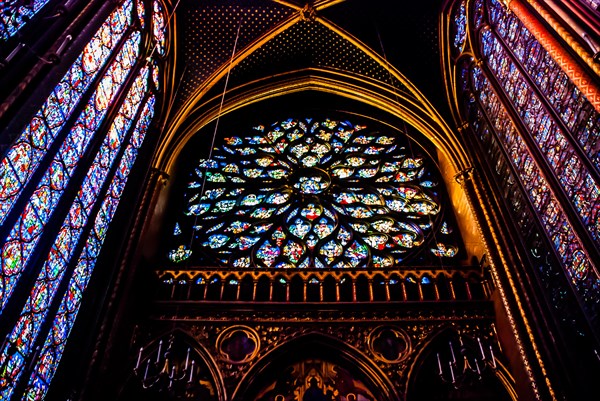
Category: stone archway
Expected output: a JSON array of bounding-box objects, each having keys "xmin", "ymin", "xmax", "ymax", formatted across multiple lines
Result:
[{"xmin": 233, "ymin": 332, "xmax": 400, "ymax": 401}]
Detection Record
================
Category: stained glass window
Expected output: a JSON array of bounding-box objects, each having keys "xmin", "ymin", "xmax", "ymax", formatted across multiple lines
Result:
[
  {"xmin": 137, "ymin": 0, "xmax": 146, "ymax": 28},
  {"xmin": 0, "ymin": 0, "xmax": 134, "ymax": 226},
  {"xmin": 153, "ymin": 0, "xmax": 166, "ymax": 55},
  {"xmin": 479, "ymin": 27, "xmax": 600, "ymax": 245},
  {"xmin": 0, "ymin": 0, "xmax": 166, "ymax": 398},
  {"xmin": 469, "ymin": 64, "xmax": 598, "ymax": 300},
  {"xmin": 449, "ymin": 0, "xmax": 600, "ymax": 328},
  {"xmin": 0, "ymin": 30, "xmax": 141, "ymax": 312},
  {"xmin": 0, "ymin": 0, "xmax": 51, "ymax": 41},
  {"xmin": 23, "ymin": 95, "xmax": 156, "ymax": 400},
  {"xmin": 168, "ymin": 118, "xmax": 459, "ymax": 270},
  {"xmin": 452, "ymin": 0, "xmax": 467, "ymax": 51}
]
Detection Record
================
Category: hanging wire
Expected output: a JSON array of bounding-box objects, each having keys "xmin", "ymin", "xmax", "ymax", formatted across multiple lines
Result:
[
  {"xmin": 372, "ymin": 20, "xmax": 447, "ymax": 271},
  {"xmin": 185, "ymin": 16, "xmax": 244, "ymax": 264},
  {"xmin": 148, "ymin": 0, "xmax": 182, "ymax": 60}
]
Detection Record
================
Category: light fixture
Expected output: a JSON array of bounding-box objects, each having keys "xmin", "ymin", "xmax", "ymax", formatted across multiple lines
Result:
[
  {"xmin": 133, "ymin": 335, "xmax": 197, "ymax": 394},
  {"xmin": 436, "ymin": 333, "xmax": 498, "ymax": 388}
]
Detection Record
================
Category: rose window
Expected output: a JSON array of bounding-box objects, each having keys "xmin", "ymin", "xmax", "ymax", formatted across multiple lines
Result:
[{"xmin": 168, "ymin": 118, "xmax": 458, "ymax": 268}]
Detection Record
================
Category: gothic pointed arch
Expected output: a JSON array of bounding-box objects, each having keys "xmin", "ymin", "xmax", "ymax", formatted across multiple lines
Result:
[
  {"xmin": 118, "ymin": 328, "xmax": 226, "ymax": 401},
  {"xmin": 232, "ymin": 332, "xmax": 401, "ymax": 401},
  {"xmin": 406, "ymin": 326, "xmax": 516, "ymax": 401}
]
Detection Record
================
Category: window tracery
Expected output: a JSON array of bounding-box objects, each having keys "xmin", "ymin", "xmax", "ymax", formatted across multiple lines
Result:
[
  {"xmin": 168, "ymin": 118, "xmax": 459, "ymax": 270},
  {"xmin": 0, "ymin": 1, "xmax": 167, "ymax": 398},
  {"xmin": 24, "ymin": 95, "xmax": 156, "ymax": 399},
  {"xmin": 468, "ymin": 64, "xmax": 597, "ymax": 300},
  {"xmin": 1, "ymin": 30, "xmax": 141, "ymax": 313},
  {"xmin": 480, "ymin": 27, "xmax": 600, "ymax": 245},
  {"xmin": 0, "ymin": 0, "xmax": 133, "ymax": 225},
  {"xmin": 450, "ymin": 0, "xmax": 600, "ymax": 327}
]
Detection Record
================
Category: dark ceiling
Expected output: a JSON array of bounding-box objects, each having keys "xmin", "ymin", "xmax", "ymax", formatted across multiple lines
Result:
[
  {"xmin": 172, "ymin": 0, "xmax": 450, "ymax": 123},
  {"xmin": 320, "ymin": 1, "xmax": 447, "ymax": 110}
]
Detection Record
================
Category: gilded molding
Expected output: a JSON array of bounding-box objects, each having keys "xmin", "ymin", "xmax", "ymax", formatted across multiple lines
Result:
[
  {"xmin": 150, "ymin": 308, "xmax": 495, "ymax": 324},
  {"xmin": 523, "ymin": 0, "xmax": 600, "ymax": 77},
  {"xmin": 465, "ymin": 170, "xmax": 554, "ymax": 400},
  {"xmin": 509, "ymin": 0, "xmax": 600, "ymax": 114}
]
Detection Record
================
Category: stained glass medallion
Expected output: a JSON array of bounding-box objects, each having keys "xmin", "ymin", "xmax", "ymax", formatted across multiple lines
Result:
[{"xmin": 168, "ymin": 118, "xmax": 459, "ymax": 268}]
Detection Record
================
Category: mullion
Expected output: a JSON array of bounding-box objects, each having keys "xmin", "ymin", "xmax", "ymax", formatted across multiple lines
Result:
[{"xmin": 0, "ymin": 33, "xmax": 145, "ymax": 391}]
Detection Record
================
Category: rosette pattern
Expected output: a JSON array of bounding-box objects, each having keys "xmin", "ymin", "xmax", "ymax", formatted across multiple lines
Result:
[{"xmin": 169, "ymin": 118, "xmax": 457, "ymax": 268}]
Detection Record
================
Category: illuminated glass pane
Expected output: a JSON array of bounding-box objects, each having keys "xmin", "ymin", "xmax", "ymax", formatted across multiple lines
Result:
[
  {"xmin": 169, "ymin": 118, "xmax": 457, "ymax": 268},
  {"xmin": 431, "ymin": 243, "xmax": 458, "ymax": 257},
  {"xmin": 0, "ymin": 0, "xmax": 134, "ymax": 225},
  {"xmin": 137, "ymin": 0, "xmax": 146, "ymax": 28},
  {"xmin": 22, "ymin": 96, "xmax": 155, "ymax": 400},
  {"xmin": 0, "ymin": 66, "xmax": 149, "ymax": 399},
  {"xmin": 465, "ymin": 63, "xmax": 599, "ymax": 300},
  {"xmin": 153, "ymin": 0, "xmax": 166, "ymax": 55},
  {"xmin": 488, "ymin": 0, "xmax": 600, "ymax": 168},
  {"xmin": 0, "ymin": 32, "xmax": 142, "ymax": 313},
  {"xmin": 0, "ymin": 0, "xmax": 51, "ymax": 41},
  {"xmin": 480, "ymin": 28, "xmax": 600, "ymax": 244}
]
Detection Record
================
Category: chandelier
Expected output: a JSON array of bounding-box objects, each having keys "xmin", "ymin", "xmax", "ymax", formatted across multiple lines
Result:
[
  {"xmin": 133, "ymin": 335, "xmax": 197, "ymax": 395},
  {"xmin": 436, "ymin": 334, "xmax": 498, "ymax": 388}
]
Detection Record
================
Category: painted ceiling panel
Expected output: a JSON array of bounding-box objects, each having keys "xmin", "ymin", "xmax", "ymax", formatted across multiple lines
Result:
[
  {"xmin": 176, "ymin": 0, "xmax": 294, "ymax": 106},
  {"xmin": 226, "ymin": 19, "xmax": 410, "ymax": 94},
  {"xmin": 172, "ymin": 0, "xmax": 450, "ymax": 123}
]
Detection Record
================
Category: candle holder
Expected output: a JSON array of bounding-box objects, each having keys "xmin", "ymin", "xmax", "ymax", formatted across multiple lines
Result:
[
  {"xmin": 436, "ymin": 334, "xmax": 497, "ymax": 389},
  {"xmin": 133, "ymin": 335, "xmax": 197, "ymax": 396}
]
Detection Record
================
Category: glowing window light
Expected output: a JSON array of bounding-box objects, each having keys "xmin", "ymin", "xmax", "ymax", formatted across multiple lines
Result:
[
  {"xmin": 468, "ymin": 64, "xmax": 599, "ymax": 300},
  {"xmin": 0, "ymin": 0, "xmax": 51, "ymax": 41},
  {"xmin": 0, "ymin": 0, "xmax": 134, "ymax": 225},
  {"xmin": 480, "ymin": 28, "xmax": 600, "ymax": 245},
  {"xmin": 0, "ymin": 32, "xmax": 141, "ymax": 312},
  {"xmin": 0, "ymin": 66, "xmax": 150, "ymax": 400},
  {"xmin": 22, "ymin": 95, "xmax": 155, "ymax": 400},
  {"xmin": 152, "ymin": 0, "xmax": 166, "ymax": 55},
  {"xmin": 168, "ymin": 118, "xmax": 458, "ymax": 269}
]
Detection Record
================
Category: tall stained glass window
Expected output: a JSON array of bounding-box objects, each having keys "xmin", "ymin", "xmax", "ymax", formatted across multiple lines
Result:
[
  {"xmin": 167, "ymin": 118, "xmax": 460, "ymax": 270},
  {"xmin": 450, "ymin": 0, "xmax": 599, "ymax": 329},
  {"xmin": 0, "ymin": 0, "xmax": 52, "ymax": 41},
  {"xmin": 0, "ymin": 1, "xmax": 167, "ymax": 399}
]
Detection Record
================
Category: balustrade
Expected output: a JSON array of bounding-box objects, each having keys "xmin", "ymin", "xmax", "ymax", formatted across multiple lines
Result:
[{"xmin": 155, "ymin": 268, "xmax": 491, "ymax": 303}]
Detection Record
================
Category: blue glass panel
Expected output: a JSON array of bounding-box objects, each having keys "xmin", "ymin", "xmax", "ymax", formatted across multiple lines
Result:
[
  {"xmin": 21, "ymin": 95, "xmax": 155, "ymax": 401},
  {"xmin": 170, "ymin": 118, "xmax": 458, "ymax": 269},
  {"xmin": 0, "ymin": 44, "xmax": 146, "ymax": 401},
  {"xmin": 0, "ymin": 32, "xmax": 141, "ymax": 313},
  {"xmin": 480, "ymin": 27, "xmax": 600, "ymax": 247},
  {"xmin": 0, "ymin": 0, "xmax": 134, "ymax": 224},
  {"xmin": 469, "ymin": 64, "xmax": 599, "ymax": 298},
  {"xmin": 0, "ymin": 0, "xmax": 51, "ymax": 41}
]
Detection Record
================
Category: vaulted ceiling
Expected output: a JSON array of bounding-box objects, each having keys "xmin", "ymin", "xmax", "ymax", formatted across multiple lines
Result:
[{"xmin": 166, "ymin": 0, "xmax": 450, "ymax": 126}]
